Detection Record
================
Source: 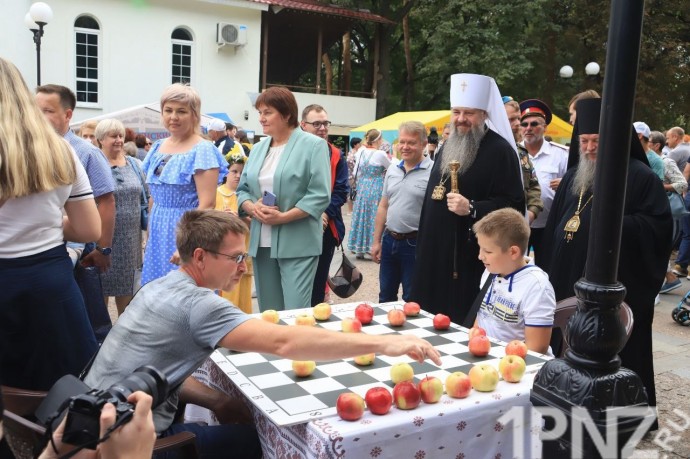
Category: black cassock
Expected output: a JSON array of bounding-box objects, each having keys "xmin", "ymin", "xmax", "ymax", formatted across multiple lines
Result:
[
  {"xmin": 539, "ymin": 158, "xmax": 672, "ymax": 407},
  {"xmin": 410, "ymin": 129, "xmax": 524, "ymax": 326}
]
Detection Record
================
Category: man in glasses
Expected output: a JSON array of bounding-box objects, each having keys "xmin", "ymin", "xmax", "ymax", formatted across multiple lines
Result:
[
  {"xmin": 518, "ymin": 99, "xmax": 568, "ymax": 264},
  {"xmin": 504, "ymin": 97, "xmax": 543, "ymax": 226},
  {"xmin": 300, "ymin": 104, "xmax": 349, "ymax": 305},
  {"xmin": 85, "ymin": 209, "xmax": 440, "ymax": 458}
]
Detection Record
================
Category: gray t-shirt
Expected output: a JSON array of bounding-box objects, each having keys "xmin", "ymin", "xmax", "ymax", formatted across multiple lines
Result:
[
  {"xmin": 84, "ymin": 269, "xmax": 251, "ymax": 432},
  {"xmin": 382, "ymin": 156, "xmax": 433, "ymax": 233},
  {"xmin": 668, "ymin": 143, "xmax": 690, "ymax": 175}
]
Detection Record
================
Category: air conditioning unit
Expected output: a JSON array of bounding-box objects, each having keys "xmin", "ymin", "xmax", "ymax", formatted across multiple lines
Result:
[{"xmin": 217, "ymin": 23, "xmax": 247, "ymax": 47}]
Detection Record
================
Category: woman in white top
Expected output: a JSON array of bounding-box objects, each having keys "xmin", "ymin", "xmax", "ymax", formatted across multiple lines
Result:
[
  {"xmin": 348, "ymin": 129, "xmax": 392, "ymax": 258},
  {"xmin": 0, "ymin": 57, "xmax": 101, "ymax": 390},
  {"xmin": 237, "ymin": 87, "xmax": 331, "ymax": 310}
]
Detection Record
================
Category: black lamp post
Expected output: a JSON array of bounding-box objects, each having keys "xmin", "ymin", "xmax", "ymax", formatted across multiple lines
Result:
[
  {"xmin": 24, "ymin": 2, "xmax": 53, "ymax": 86},
  {"xmin": 531, "ymin": 0, "xmax": 651, "ymax": 457}
]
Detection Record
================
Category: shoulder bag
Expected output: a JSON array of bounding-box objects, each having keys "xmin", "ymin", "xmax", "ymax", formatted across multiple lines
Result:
[
  {"xmin": 668, "ymin": 192, "xmax": 689, "ymax": 219},
  {"xmin": 328, "ymin": 245, "xmax": 363, "ymax": 298},
  {"xmin": 126, "ymin": 157, "xmax": 150, "ymax": 230}
]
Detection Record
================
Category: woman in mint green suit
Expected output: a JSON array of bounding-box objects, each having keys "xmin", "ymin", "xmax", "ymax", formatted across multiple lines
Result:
[{"xmin": 237, "ymin": 87, "xmax": 331, "ymax": 311}]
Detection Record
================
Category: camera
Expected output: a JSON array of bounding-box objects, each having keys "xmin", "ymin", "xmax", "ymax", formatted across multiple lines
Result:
[{"xmin": 36, "ymin": 366, "xmax": 168, "ymax": 449}]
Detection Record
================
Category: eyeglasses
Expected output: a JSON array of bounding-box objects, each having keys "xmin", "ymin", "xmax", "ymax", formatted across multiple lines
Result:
[
  {"xmin": 205, "ymin": 249, "xmax": 248, "ymax": 264},
  {"xmin": 304, "ymin": 121, "xmax": 332, "ymax": 129},
  {"xmin": 520, "ymin": 121, "xmax": 544, "ymax": 128},
  {"xmin": 145, "ymin": 141, "xmax": 153, "ymax": 146}
]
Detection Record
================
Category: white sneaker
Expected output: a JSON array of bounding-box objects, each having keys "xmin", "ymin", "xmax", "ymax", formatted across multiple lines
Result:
[{"xmin": 654, "ymin": 294, "xmax": 660, "ymax": 306}]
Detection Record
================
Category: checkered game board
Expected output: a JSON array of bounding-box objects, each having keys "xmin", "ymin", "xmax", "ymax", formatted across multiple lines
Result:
[{"xmin": 211, "ymin": 302, "xmax": 549, "ymax": 426}]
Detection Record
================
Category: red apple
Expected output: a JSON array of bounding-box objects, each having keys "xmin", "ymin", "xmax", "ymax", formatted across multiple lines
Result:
[
  {"xmin": 365, "ymin": 387, "xmax": 393, "ymax": 415},
  {"xmin": 336, "ymin": 392, "xmax": 365, "ymax": 421},
  {"xmin": 403, "ymin": 302, "xmax": 421, "ymax": 317},
  {"xmin": 433, "ymin": 313, "xmax": 451, "ymax": 330},
  {"xmin": 468, "ymin": 335, "xmax": 491, "ymax": 357},
  {"xmin": 418, "ymin": 376, "xmax": 443, "ymax": 403},
  {"xmin": 505, "ymin": 340, "xmax": 528, "ymax": 359},
  {"xmin": 387, "ymin": 308, "xmax": 406, "ymax": 327},
  {"xmin": 392, "ymin": 381, "xmax": 421, "ymax": 410},
  {"xmin": 499, "ymin": 355, "xmax": 526, "ymax": 383},
  {"xmin": 341, "ymin": 317, "xmax": 363, "ymax": 333},
  {"xmin": 355, "ymin": 303, "xmax": 375, "ymax": 325},
  {"xmin": 468, "ymin": 326, "xmax": 487, "ymax": 340},
  {"xmin": 469, "ymin": 364, "xmax": 499, "ymax": 392},
  {"xmin": 445, "ymin": 371, "xmax": 472, "ymax": 398}
]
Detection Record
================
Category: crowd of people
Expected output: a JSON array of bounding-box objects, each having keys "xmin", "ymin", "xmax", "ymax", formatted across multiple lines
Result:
[{"xmin": 1, "ymin": 49, "xmax": 685, "ymax": 456}]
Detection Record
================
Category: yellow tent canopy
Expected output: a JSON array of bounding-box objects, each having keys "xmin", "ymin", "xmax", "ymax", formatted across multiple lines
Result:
[
  {"xmin": 349, "ymin": 110, "xmax": 450, "ymax": 146},
  {"xmin": 349, "ymin": 110, "xmax": 572, "ymax": 146},
  {"xmin": 545, "ymin": 114, "xmax": 573, "ymax": 145}
]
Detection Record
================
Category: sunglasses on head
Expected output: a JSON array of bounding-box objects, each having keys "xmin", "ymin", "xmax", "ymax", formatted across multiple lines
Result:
[{"xmin": 520, "ymin": 120, "xmax": 544, "ymax": 128}]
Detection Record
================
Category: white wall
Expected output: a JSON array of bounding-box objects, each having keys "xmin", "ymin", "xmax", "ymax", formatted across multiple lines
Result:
[
  {"xmin": 2, "ymin": 0, "xmax": 376, "ymax": 135},
  {"xmin": 3, "ymin": 0, "xmax": 266, "ymax": 131}
]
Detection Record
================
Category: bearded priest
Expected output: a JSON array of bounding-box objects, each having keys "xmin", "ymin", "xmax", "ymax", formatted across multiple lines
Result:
[{"xmin": 410, "ymin": 73, "xmax": 524, "ymax": 327}]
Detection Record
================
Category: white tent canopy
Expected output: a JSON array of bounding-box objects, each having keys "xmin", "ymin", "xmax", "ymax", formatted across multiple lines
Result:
[{"xmin": 71, "ymin": 103, "xmax": 220, "ymax": 141}]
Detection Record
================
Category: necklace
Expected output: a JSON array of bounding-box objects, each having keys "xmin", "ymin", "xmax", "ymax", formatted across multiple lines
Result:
[
  {"xmin": 432, "ymin": 161, "xmax": 461, "ymax": 200},
  {"xmin": 564, "ymin": 188, "xmax": 593, "ymax": 242},
  {"xmin": 431, "ymin": 174, "xmax": 449, "ymax": 200}
]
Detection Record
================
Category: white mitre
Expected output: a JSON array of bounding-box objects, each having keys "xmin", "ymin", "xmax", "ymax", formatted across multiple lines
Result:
[{"xmin": 450, "ymin": 73, "xmax": 517, "ymax": 153}]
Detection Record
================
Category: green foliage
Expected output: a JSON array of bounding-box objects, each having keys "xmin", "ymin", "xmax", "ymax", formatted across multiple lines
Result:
[{"xmin": 321, "ymin": 0, "xmax": 690, "ymax": 130}]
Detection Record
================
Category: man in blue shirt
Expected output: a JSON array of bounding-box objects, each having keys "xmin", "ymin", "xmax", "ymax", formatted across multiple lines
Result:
[{"xmin": 36, "ymin": 85, "xmax": 115, "ymax": 272}]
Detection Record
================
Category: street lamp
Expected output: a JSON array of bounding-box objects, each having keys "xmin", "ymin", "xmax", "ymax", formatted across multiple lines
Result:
[
  {"xmin": 559, "ymin": 62, "xmax": 600, "ymax": 79},
  {"xmin": 24, "ymin": 2, "xmax": 53, "ymax": 86}
]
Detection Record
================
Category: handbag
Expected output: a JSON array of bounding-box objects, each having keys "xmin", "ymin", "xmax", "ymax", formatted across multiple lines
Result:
[
  {"xmin": 126, "ymin": 156, "xmax": 150, "ymax": 230},
  {"xmin": 327, "ymin": 245, "xmax": 363, "ymax": 298},
  {"xmin": 668, "ymin": 192, "xmax": 689, "ymax": 219},
  {"xmin": 73, "ymin": 263, "xmax": 112, "ymax": 343}
]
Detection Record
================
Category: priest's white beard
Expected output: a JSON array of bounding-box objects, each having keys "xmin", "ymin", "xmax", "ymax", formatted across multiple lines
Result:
[
  {"xmin": 571, "ymin": 150, "xmax": 597, "ymax": 196},
  {"xmin": 440, "ymin": 124, "xmax": 486, "ymax": 177}
]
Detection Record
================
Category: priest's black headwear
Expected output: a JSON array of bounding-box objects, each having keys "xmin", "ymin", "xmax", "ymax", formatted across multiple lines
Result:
[{"xmin": 566, "ymin": 97, "xmax": 649, "ymax": 170}]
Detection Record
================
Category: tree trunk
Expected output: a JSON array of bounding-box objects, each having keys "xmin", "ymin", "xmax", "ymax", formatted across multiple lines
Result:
[
  {"xmin": 376, "ymin": 23, "xmax": 392, "ymax": 118},
  {"xmin": 342, "ymin": 31, "xmax": 352, "ymax": 96},
  {"xmin": 403, "ymin": 0, "xmax": 414, "ymax": 110},
  {"xmin": 322, "ymin": 53, "xmax": 333, "ymax": 95}
]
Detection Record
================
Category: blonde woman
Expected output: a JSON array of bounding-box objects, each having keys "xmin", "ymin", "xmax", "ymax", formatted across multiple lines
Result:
[
  {"xmin": 95, "ymin": 119, "xmax": 147, "ymax": 315},
  {"xmin": 0, "ymin": 57, "xmax": 100, "ymax": 390},
  {"xmin": 141, "ymin": 84, "xmax": 228, "ymax": 285},
  {"xmin": 347, "ymin": 128, "xmax": 391, "ymax": 258}
]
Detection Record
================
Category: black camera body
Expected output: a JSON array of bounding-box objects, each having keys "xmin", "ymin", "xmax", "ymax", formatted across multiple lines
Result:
[{"xmin": 37, "ymin": 366, "xmax": 168, "ymax": 449}]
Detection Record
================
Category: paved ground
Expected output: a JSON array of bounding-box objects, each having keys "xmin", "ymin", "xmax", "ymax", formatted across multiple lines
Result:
[{"xmin": 110, "ymin": 212, "xmax": 690, "ymax": 456}]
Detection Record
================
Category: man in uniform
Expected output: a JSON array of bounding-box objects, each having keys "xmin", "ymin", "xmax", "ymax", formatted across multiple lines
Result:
[
  {"xmin": 518, "ymin": 99, "xmax": 568, "ymax": 263},
  {"xmin": 504, "ymin": 97, "xmax": 543, "ymax": 225},
  {"xmin": 539, "ymin": 98, "xmax": 672, "ymax": 412},
  {"xmin": 410, "ymin": 74, "xmax": 525, "ymax": 326},
  {"xmin": 300, "ymin": 104, "xmax": 349, "ymax": 306}
]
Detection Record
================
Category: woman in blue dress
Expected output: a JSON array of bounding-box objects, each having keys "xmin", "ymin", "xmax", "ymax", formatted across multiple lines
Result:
[
  {"xmin": 141, "ymin": 84, "xmax": 228, "ymax": 285},
  {"xmin": 348, "ymin": 129, "xmax": 391, "ymax": 258}
]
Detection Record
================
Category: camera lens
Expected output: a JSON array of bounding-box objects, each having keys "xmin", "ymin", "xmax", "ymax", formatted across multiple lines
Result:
[{"xmin": 107, "ymin": 366, "xmax": 168, "ymax": 408}]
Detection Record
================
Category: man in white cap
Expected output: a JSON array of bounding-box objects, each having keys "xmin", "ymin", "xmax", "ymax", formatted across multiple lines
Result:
[
  {"xmin": 410, "ymin": 73, "xmax": 525, "ymax": 327},
  {"xmin": 208, "ymin": 118, "xmax": 242, "ymax": 158},
  {"xmin": 634, "ymin": 121, "xmax": 664, "ymax": 180}
]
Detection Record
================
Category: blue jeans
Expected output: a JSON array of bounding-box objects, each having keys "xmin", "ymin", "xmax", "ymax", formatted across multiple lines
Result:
[
  {"xmin": 675, "ymin": 193, "xmax": 690, "ymax": 267},
  {"xmin": 379, "ymin": 232, "xmax": 417, "ymax": 303},
  {"xmin": 158, "ymin": 422, "xmax": 261, "ymax": 459}
]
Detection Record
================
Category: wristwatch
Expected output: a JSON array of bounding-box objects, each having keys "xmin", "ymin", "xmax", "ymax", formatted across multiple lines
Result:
[{"xmin": 96, "ymin": 245, "xmax": 112, "ymax": 256}]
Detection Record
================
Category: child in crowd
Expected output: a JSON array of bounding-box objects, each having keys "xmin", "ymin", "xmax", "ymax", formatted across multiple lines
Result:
[
  {"xmin": 215, "ymin": 153, "xmax": 253, "ymax": 313},
  {"xmin": 473, "ymin": 208, "xmax": 555, "ymax": 355}
]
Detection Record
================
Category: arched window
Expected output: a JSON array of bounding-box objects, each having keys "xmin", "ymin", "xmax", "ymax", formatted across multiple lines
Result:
[
  {"xmin": 74, "ymin": 15, "xmax": 100, "ymax": 104},
  {"xmin": 171, "ymin": 28, "xmax": 193, "ymax": 84}
]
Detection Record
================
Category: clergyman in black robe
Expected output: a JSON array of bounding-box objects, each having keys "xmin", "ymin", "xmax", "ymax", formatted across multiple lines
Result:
[{"xmin": 538, "ymin": 98, "xmax": 672, "ymax": 409}]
